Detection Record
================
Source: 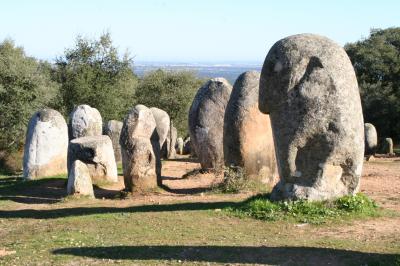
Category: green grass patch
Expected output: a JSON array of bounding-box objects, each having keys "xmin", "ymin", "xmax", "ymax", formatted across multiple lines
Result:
[{"xmin": 226, "ymin": 193, "xmax": 380, "ymax": 224}]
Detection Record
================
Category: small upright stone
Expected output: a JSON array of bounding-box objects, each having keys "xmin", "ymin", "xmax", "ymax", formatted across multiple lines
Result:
[
  {"xmin": 120, "ymin": 105, "xmax": 160, "ymax": 191},
  {"xmin": 224, "ymin": 71, "xmax": 277, "ymax": 183},
  {"xmin": 259, "ymin": 34, "xmax": 364, "ymax": 201},
  {"xmin": 23, "ymin": 109, "xmax": 68, "ymax": 180},
  {"xmin": 176, "ymin": 137, "xmax": 184, "ymax": 155},
  {"xmin": 382, "ymin": 138, "xmax": 394, "ymax": 155},
  {"xmin": 67, "ymin": 160, "xmax": 94, "ymax": 198},
  {"xmin": 69, "ymin": 104, "xmax": 102, "ymax": 139},
  {"xmin": 68, "ymin": 135, "xmax": 118, "ymax": 183},
  {"xmin": 165, "ymin": 124, "xmax": 177, "ymax": 159},
  {"xmin": 183, "ymin": 137, "xmax": 192, "ymax": 155},
  {"xmin": 104, "ymin": 120, "xmax": 123, "ymax": 162},
  {"xmin": 364, "ymin": 123, "xmax": 378, "ymax": 155},
  {"xmin": 188, "ymin": 78, "xmax": 233, "ymax": 170}
]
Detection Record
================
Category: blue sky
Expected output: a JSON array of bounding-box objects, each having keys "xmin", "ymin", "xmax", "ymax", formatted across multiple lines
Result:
[{"xmin": 0, "ymin": 0, "xmax": 399, "ymax": 62}]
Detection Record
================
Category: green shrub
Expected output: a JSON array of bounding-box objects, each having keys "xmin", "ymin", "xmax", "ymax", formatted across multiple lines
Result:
[
  {"xmin": 135, "ymin": 69, "xmax": 203, "ymax": 136},
  {"xmin": 0, "ymin": 39, "xmax": 59, "ymax": 153},
  {"xmin": 53, "ymin": 33, "xmax": 138, "ymax": 122}
]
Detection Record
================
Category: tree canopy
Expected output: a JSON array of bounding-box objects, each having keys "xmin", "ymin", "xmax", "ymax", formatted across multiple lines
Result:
[
  {"xmin": 135, "ymin": 69, "xmax": 203, "ymax": 135},
  {"xmin": 0, "ymin": 39, "xmax": 59, "ymax": 152},
  {"xmin": 345, "ymin": 27, "xmax": 400, "ymax": 141},
  {"xmin": 54, "ymin": 33, "xmax": 138, "ymax": 122}
]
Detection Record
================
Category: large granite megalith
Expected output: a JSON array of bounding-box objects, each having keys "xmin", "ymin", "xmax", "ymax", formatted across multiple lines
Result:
[
  {"xmin": 68, "ymin": 135, "xmax": 118, "ymax": 183},
  {"xmin": 189, "ymin": 78, "xmax": 232, "ymax": 170},
  {"xmin": 364, "ymin": 123, "xmax": 378, "ymax": 155},
  {"xmin": 23, "ymin": 109, "xmax": 68, "ymax": 180},
  {"xmin": 69, "ymin": 104, "xmax": 102, "ymax": 139},
  {"xmin": 224, "ymin": 71, "xmax": 277, "ymax": 184},
  {"xmin": 120, "ymin": 105, "xmax": 159, "ymax": 191},
  {"xmin": 259, "ymin": 34, "xmax": 364, "ymax": 201},
  {"xmin": 104, "ymin": 120, "xmax": 123, "ymax": 162}
]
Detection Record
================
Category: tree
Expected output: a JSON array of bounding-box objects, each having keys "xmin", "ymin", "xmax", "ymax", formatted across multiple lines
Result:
[
  {"xmin": 135, "ymin": 69, "xmax": 203, "ymax": 135},
  {"xmin": 54, "ymin": 33, "xmax": 138, "ymax": 122},
  {"xmin": 345, "ymin": 28, "xmax": 400, "ymax": 141},
  {"xmin": 0, "ymin": 39, "xmax": 59, "ymax": 152}
]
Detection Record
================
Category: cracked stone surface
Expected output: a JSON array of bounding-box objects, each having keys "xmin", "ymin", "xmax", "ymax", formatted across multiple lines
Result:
[
  {"xmin": 189, "ymin": 78, "xmax": 232, "ymax": 170},
  {"xmin": 68, "ymin": 135, "xmax": 118, "ymax": 183},
  {"xmin": 120, "ymin": 105, "xmax": 160, "ymax": 191},
  {"xmin": 23, "ymin": 108, "xmax": 68, "ymax": 180},
  {"xmin": 259, "ymin": 34, "xmax": 364, "ymax": 201},
  {"xmin": 68, "ymin": 104, "xmax": 102, "ymax": 140},
  {"xmin": 224, "ymin": 71, "xmax": 278, "ymax": 184}
]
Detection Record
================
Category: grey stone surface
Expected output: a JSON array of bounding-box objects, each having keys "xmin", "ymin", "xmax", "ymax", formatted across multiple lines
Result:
[
  {"xmin": 68, "ymin": 135, "xmax": 118, "ymax": 183},
  {"xmin": 259, "ymin": 34, "xmax": 364, "ymax": 201},
  {"xmin": 67, "ymin": 160, "xmax": 94, "ymax": 198},
  {"xmin": 120, "ymin": 105, "xmax": 160, "ymax": 191},
  {"xmin": 176, "ymin": 137, "xmax": 184, "ymax": 155},
  {"xmin": 69, "ymin": 104, "xmax": 102, "ymax": 139},
  {"xmin": 23, "ymin": 108, "xmax": 68, "ymax": 180},
  {"xmin": 103, "ymin": 120, "xmax": 123, "ymax": 162},
  {"xmin": 188, "ymin": 78, "xmax": 233, "ymax": 170},
  {"xmin": 224, "ymin": 71, "xmax": 277, "ymax": 184},
  {"xmin": 364, "ymin": 123, "xmax": 378, "ymax": 155},
  {"xmin": 382, "ymin": 138, "xmax": 394, "ymax": 155},
  {"xmin": 150, "ymin": 107, "xmax": 170, "ymax": 148},
  {"xmin": 183, "ymin": 137, "xmax": 191, "ymax": 155},
  {"xmin": 165, "ymin": 124, "xmax": 177, "ymax": 159}
]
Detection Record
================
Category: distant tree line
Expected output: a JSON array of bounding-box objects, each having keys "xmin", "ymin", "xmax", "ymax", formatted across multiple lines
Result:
[
  {"xmin": 345, "ymin": 27, "xmax": 400, "ymax": 143},
  {"xmin": 1, "ymin": 28, "xmax": 399, "ymax": 171},
  {"xmin": 0, "ymin": 33, "xmax": 202, "ymax": 172}
]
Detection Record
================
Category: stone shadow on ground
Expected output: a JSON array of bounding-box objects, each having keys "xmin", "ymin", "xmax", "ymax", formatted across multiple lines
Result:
[
  {"xmin": 0, "ymin": 201, "xmax": 236, "ymax": 219},
  {"xmin": 0, "ymin": 176, "xmax": 121, "ymax": 204},
  {"xmin": 52, "ymin": 245, "xmax": 399, "ymax": 265}
]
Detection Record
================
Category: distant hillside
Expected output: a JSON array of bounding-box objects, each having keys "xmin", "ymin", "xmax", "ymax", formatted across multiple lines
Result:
[{"xmin": 134, "ymin": 62, "xmax": 262, "ymax": 84}]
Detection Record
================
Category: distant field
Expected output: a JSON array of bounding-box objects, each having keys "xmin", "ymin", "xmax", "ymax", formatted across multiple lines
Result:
[{"xmin": 134, "ymin": 62, "xmax": 262, "ymax": 84}]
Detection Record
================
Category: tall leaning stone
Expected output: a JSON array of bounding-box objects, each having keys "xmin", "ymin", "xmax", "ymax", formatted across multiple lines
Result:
[
  {"xmin": 23, "ymin": 109, "xmax": 68, "ymax": 180},
  {"xmin": 224, "ymin": 71, "xmax": 277, "ymax": 184},
  {"xmin": 188, "ymin": 78, "xmax": 232, "ymax": 170},
  {"xmin": 69, "ymin": 104, "xmax": 102, "ymax": 139},
  {"xmin": 104, "ymin": 120, "xmax": 123, "ymax": 162},
  {"xmin": 120, "ymin": 105, "xmax": 159, "ymax": 191},
  {"xmin": 259, "ymin": 34, "xmax": 364, "ymax": 201},
  {"xmin": 364, "ymin": 123, "xmax": 378, "ymax": 155}
]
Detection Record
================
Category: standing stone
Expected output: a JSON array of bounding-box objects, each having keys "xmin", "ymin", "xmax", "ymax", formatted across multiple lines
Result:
[
  {"xmin": 382, "ymin": 138, "xmax": 394, "ymax": 155},
  {"xmin": 150, "ymin": 107, "xmax": 170, "ymax": 148},
  {"xmin": 165, "ymin": 124, "xmax": 177, "ymax": 159},
  {"xmin": 183, "ymin": 137, "xmax": 192, "ymax": 155},
  {"xmin": 68, "ymin": 135, "xmax": 118, "ymax": 183},
  {"xmin": 69, "ymin": 104, "xmax": 102, "ymax": 139},
  {"xmin": 188, "ymin": 78, "xmax": 233, "ymax": 170},
  {"xmin": 259, "ymin": 34, "xmax": 364, "ymax": 201},
  {"xmin": 176, "ymin": 137, "xmax": 184, "ymax": 155},
  {"xmin": 23, "ymin": 109, "xmax": 68, "ymax": 180},
  {"xmin": 67, "ymin": 160, "xmax": 94, "ymax": 198},
  {"xmin": 224, "ymin": 71, "xmax": 277, "ymax": 184},
  {"xmin": 120, "ymin": 105, "xmax": 160, "ymax": 191},
  {"xmin": 103, "ymin": 120, "xmax": 123, "ymax": 162},
  {"xmin": 364, "ymin": 123, "xmax": 378, "ymax": 155}
]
